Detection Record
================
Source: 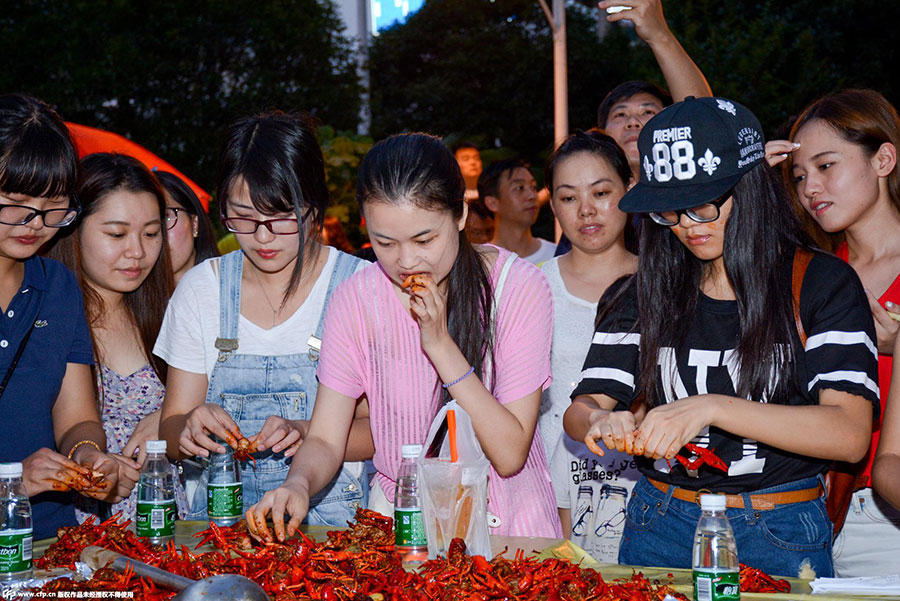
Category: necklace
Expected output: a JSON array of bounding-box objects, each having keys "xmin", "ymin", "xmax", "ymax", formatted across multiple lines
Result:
[{"xmin": 252, "ymin": 265, "xmax": 282, "ymax": 327}]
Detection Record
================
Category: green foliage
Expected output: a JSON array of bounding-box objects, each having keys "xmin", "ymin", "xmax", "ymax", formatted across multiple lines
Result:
[
  {"xmin": 318, "ymin": 126, "xmax": 373, "ymax": 247},
  {"xmin": 369, "ymin": 0, "xmax": 900, "ymax": 155},
  {"xmin": 0, "ymin": 0, "xmax": 362, "ymax": 191}
]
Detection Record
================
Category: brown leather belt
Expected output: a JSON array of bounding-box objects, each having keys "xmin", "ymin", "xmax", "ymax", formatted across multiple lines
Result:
[{"xmin": 647, "ymin": 477, "xmax": 824, "ymax": 511}]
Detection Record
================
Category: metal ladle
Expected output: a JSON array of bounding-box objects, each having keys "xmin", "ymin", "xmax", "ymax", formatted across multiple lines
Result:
[{"xmin": 80, "ymin": 545, "xmax": 269, "ymax": 601}]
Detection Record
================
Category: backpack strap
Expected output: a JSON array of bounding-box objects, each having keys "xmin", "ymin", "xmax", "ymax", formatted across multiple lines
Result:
[{"xmin": 791, "ymin": 248, "xmax": 814, "ymax": 347}]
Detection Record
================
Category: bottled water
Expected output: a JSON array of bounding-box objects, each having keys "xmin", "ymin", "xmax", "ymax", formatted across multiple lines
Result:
[
  {"xmin": 207, "ymin": 443, "xmax": 242, "ymax": 526},
  {"xmin": 0, "ymin": 463, "xmax": 32, "ymax": 582},
  {"xmin": 394, "ymin": 444, "xmax": 427, "ymax": 562},
  {"xmin": 136, "ymin": 440, "xmax": 176, "ymax": 545},
  {"xmin": 692, "ymin": 494, "xmax": 740, "ymax": 601}
]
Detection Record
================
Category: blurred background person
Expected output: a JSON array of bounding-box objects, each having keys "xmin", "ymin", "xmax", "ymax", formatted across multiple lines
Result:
[
  {"xmin": 453, "ymin": 141, "xmax": 482, "ymax": 202},
  {"xmin": 155, "ymin": 171, "xmax": 219, "ymax": 285},
  {"xmin": 465, "ymin": 196, "xmax": 495, "ymax": 245},
  {"xmin": 480, "ymin": 159, "xmax": 555, "ymax": 264},
  {"xmin": 321, "ymin": 215, "xmax": 355, "ymax": 253}
]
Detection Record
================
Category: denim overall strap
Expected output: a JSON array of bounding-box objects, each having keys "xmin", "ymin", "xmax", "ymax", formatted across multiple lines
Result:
[
  {"xmin": 215, "ymin": 251, "xmax": 243, "ymax": 361},
  {"xmin": 307, "ymin": 251, "xmax": 363, "ymax": 361}
]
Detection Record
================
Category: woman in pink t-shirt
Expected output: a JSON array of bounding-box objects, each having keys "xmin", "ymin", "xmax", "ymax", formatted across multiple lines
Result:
[{"xmin": 247, "ymin": 133, "xmax": 561, "ymax": 541}]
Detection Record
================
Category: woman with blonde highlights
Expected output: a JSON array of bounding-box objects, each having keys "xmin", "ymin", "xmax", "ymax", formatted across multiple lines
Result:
[{"xmin": 769, "ymin": 88, "xmax": 900, "ymax": 577}]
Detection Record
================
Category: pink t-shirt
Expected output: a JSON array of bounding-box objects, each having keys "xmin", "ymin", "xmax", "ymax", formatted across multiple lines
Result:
[{"xmin": 317, "ymin": 246, "xmax": 561, "ymax": 538}]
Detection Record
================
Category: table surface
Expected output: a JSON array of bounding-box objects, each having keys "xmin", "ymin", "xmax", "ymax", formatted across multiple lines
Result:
[{"xmin": 32, "ymin": 522, "xmax": 892, "ymax": 601}]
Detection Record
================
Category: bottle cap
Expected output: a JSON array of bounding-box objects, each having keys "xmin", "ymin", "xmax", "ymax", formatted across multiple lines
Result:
[
  {"xmin": 401, "ymin": 444, "xmax": 423, "ymax": 459},
  {"xmin": 0, "ymin": 462, "xmax": 23, "ymax": 478},
  {"xmin": 699, "ymin": 493, "xmax": 727, "ymax": 511},
  {"xmin": 145, "ymin": 440, "xmax": 167, "ymax": 454}
]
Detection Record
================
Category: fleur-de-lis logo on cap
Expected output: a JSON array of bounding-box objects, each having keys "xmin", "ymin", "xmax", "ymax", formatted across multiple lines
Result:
[
  {"xmin": 643, "ymin": 155, "xmax": 653, "ymax": 182},
  {"xmin": 716, "ymin": 99, "xmax": 736, "ymax": 116},
  {"xmin": 698, "ymin": 149, "xmax": 721, "ymax": 176}
]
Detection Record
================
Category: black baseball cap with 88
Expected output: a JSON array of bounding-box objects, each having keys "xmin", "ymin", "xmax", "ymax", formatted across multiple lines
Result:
[{"xmin": 618, "ymin": 96, "xmax": 766, "ymax": 214}]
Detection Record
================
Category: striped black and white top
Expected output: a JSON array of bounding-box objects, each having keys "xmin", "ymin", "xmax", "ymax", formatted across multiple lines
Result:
[{"xmin": 571, "ymin": 250, "xmax": 879, "ymax": 493}]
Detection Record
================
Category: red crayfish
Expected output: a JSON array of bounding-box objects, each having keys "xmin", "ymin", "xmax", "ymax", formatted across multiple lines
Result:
[
  {"xmin": 671, "ymin": 443, "xmax": 729, "ymax": 473},
  {"xmin": 225, "ymin": 428, "xmax": 260, "ymax": 469},
  {"xmin": 740, "ymin": 562, "xmax": 791, "ymax": 593}
]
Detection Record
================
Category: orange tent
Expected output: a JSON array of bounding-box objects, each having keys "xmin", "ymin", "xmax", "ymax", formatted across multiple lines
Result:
[{"xmin": 65, "ymin": 122, "xmax": 211, "ymax": 210}]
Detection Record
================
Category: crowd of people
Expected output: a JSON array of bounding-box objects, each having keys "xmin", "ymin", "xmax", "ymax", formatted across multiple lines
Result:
[{"xmin": 1, "ymin": 0, "xmax": 899, "ymax": 582}]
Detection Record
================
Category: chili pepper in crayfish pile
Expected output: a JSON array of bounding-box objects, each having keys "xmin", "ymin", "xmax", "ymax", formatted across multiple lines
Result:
[
  {"xmin": 33, "ymin": 507, "xmax": 723, "ymax": 601},
  {"xmin": 34, "ymin": 513, "xmax": 162, "ymax": 570}
]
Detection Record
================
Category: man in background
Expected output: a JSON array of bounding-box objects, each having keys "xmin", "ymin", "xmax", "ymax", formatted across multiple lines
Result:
[
  {"xmin": 454, "ymin": 142, "xmax": 483, "ymax": 202},
  {"xmin": 480, "ymin": 159, "xmax": 555, "ymax": 264}
]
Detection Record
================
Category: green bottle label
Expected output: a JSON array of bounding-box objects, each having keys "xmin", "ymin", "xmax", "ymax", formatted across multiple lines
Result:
[
  {"xmin": 208, "ymin": 482, "xmax": 243, "ymax": 518},
  {"xmin": 693, "ymin": 569, "xmax": 741, "ymax": 601},
  {"xmin": 395, "ymin": 507, "xmax": 427, "ymax": 547},
  {"xmin": 136, "ymin": 499, "xmax": 176, "ymax": 539},
  {"xmin": 0, "ymin": 528, "xmax": 33, "ymax": 574}
]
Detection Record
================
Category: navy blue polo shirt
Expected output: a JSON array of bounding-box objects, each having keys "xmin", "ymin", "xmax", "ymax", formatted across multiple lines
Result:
[{"xmin": 0, "ymin": 255, "xmax": 94, "ymax": 540}]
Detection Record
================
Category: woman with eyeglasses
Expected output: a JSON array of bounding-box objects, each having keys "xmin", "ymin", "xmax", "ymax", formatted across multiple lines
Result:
[
  {"xmin": 155, "ymin": 111, "xmax": 370, "ymax": 525},
  {"xmin": 49, "ymin": 152, "xmax": 187, "ymax": 522},
  {"xmin": 155, "ymin": 171, "xmax": 219, "ymax": 285},
  {"xmin": 564, "ymin": 97, "xmax": 878, "ymax": 577},
  {"xmin": 0, "ymin": 95, "xmax": 132, "ymax": 540}
]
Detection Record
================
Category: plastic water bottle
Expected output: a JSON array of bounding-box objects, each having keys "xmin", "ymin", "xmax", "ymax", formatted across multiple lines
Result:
[
  {"xmin": 692, "ymin": 494, "xmax": 740, "ymax": 601},
  {"xmin": 136, "ymin": 440, "xmax": 176, "ymax": 545},
  {"xmin": 0, "ymin": 463, "xmax": 32, "ymax": 582},
  {"xmin": 207, "ymin": 444, "xmax": 242, "ymax": 526},
  {"xmin": 394, "ymin": 444, "xmax": 427, "ymax": 562}
]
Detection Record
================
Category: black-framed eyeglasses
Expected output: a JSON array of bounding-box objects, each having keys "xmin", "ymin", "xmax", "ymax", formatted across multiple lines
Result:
[
  {"xmin": 165, "ymin": 207, "xmax": 187, "ymax": 230},
  {"xmin": 647, "ymin": 192, "xmax": 732, "ymax": 227},
  {"xmin": 222, "ymin": 216, "xmax": 300, "ymax": 235},
  {"xmin": 0, "ymin": 202, "xmax": 81, "ymax": 228}
]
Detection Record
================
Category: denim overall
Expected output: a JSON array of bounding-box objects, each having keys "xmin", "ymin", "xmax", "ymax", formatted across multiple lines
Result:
[{"xmin": 185, "ymin": 250, "xmax": 368, "ymax": 526}]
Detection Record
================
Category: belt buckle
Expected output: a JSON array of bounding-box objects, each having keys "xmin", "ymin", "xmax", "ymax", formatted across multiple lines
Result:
[{"xmin": 695, "ymin": 488, "xmax": 713, "ymax": 507}]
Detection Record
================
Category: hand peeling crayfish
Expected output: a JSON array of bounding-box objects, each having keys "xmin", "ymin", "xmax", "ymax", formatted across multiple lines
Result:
[
  {"xmin": 585, "ymin": 434, "xmax": 729, "ymax": 475},
  {"xmin": 46, "ymin": 466, "xmax": 109, "ymax": 493},
  {"xmin": 225, "ymin": 429, "xmax": 259, "ymax": 469}
]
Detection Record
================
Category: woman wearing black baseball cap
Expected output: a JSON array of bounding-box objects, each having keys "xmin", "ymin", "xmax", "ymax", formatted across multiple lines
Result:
[{"xmin": 564, "ymin": 97, "xmax": 879, "ymax": 577}]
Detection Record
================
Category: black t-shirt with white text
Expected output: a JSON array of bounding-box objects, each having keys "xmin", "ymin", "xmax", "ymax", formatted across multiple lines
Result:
[{"xmin": 571, "ymin": 250, "xmax": 879, "ymax": 493}]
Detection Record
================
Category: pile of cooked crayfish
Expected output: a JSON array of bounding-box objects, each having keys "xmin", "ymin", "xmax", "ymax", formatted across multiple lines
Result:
[{"xmin": 29, "ymin": 508, "xmax": 787, "ymax": 600}]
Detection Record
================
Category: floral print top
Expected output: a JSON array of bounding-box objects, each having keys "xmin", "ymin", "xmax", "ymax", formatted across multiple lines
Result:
[{"xmin": 75, "ymin": 364, "xmax": 188, "ymax": 523}]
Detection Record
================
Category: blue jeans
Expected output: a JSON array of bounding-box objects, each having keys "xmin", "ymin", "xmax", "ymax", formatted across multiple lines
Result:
[{"xmin": 619, "ymin": 475, "xmax": 833, "ymax": 578}]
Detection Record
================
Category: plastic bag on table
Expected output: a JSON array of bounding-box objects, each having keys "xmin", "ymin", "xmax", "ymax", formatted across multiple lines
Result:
[{"xmin": 417, "ymin": 400, "xmax": 491, "ymax": 558}]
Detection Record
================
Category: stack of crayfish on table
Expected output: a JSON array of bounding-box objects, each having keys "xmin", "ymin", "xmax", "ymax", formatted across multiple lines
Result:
[{"xmin": 31, "ymin": 507, "xmax": 788, "ymax": 600}]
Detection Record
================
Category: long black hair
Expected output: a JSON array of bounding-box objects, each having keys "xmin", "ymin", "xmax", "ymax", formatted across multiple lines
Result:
[
  {"xmin": 215, "ymin": 111, "xmax": 328, "ymax": 304},
  {"xmin": 0, "ymin": 94, "xmax": 78, "ymax": 199},
  {"xmin": 356, "ymin": 133, "xmax": 494, "ymax": 395},
  {"xmin": 600, "ymin": 163, "xmax": 815, "ymax": 407},
  {"xmin": 155, "ymin": 170, "xmax": 219, "ymax": 265}
]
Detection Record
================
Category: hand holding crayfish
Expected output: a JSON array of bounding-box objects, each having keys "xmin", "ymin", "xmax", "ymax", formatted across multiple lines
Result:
[
  {"xmin": 632, "ymin": 394, "xmax": 716, "ymax": 460},
  {"xmin": 584, "ymin": 395, "xmax": 729, "ymax": 472},
  {"xmin": 21, "ymin": 447, "xmax": 96, "ymax": 497},
  {"xmin": 245, "ymin": 479, "xmax": 310, "ymax": 543}
]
